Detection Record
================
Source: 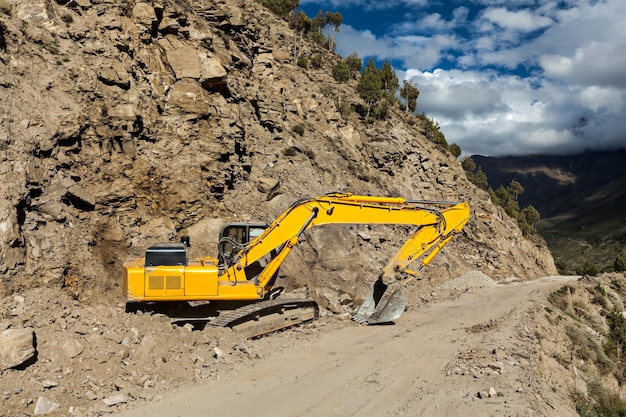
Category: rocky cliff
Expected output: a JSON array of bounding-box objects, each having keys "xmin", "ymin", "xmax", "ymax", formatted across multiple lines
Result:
[{"xmin": 0, "ymin": 0, "xmax": 556, "ymax": 304}]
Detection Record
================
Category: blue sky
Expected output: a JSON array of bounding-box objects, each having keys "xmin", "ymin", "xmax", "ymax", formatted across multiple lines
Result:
[{"xmin": 299, "ymin": 0, "xmax": 626, "ymax": 157}]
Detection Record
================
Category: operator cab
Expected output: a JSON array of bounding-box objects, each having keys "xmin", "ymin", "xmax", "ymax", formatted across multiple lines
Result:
[{"xmin": 218, "ymin": 223, "xmax": 267, "ymax": 268}]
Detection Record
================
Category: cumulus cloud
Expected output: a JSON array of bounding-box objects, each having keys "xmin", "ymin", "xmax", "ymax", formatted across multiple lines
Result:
[
  {"xmin": 405, "ymin": 69, "xmax": 625, "ymax": 156},
  {"xmin": 479, "ymin": 7, "xmax": 553, "ymax": 33},
  {"xmin": 541, "ymin": 42, "xmax": 626, "ymax": 88}
]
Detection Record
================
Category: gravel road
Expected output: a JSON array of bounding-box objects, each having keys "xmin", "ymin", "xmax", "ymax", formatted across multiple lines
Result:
[{"xmin": 114, "ymin": 276, "xmax": 579, "ymax": 417}]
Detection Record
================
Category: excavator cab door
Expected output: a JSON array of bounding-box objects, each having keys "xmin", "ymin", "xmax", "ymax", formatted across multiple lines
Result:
[
  {"xmin": 218, "ymin": 223, "xmax": 267, "ymax": 264},
  {"xmin": 218, "ymin": 223, "xmax": 277, "ymax": 285}
]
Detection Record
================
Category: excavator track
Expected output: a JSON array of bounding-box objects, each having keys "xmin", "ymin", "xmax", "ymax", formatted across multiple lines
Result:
[{"xmin": 210, "ymin": 298, "xmax": 319, "ymax": 338}]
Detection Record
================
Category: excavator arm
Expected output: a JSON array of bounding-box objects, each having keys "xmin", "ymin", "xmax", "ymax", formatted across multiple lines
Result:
[
  {"xmin": 380, "ymin": 199, "xmax": 471, "ymax": 282},
  {"xmin": 221, "ymin": 193, "xmax": 470, "ymax": 323}
]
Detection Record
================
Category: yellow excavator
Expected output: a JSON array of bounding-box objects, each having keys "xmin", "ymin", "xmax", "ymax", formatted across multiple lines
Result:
[{"xmin": 124, "ymin": 193, "xmax": 470, "ymax": 337}]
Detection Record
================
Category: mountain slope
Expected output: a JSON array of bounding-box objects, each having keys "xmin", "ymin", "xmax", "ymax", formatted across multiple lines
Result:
[{"xmin": 472, "ymin": 150, "xmax": 625, "ymax": 272}]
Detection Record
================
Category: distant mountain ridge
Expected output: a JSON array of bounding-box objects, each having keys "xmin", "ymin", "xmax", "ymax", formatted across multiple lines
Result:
[{"xmin": 472, "ymin": 149, "xmax": 626, "ymax": 272}]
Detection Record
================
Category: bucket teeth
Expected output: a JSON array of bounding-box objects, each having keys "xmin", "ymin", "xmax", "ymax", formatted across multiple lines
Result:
[{"xmin": 352, "ymin": 314, "xmax": 369, "ymax": 324}]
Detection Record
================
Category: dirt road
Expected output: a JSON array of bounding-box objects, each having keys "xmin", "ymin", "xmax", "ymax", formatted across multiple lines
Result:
[{"xmin": 115, "ymin": 276, "xmax": 578, "ymax": 417}]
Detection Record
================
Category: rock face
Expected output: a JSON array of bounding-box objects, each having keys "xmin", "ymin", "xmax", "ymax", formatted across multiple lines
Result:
[{"xmin": 0, "ymin": 0, "xmax": 556, "ymax": 304}]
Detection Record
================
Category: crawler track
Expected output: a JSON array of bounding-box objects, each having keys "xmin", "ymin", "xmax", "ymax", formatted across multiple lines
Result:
[
  {"xmin": 211, "ymin": 298, "xmax": 319, "ymax": 338},
  {"xmin": 169, "ymin": 298, "xmax": 319, "ymax": 339}
]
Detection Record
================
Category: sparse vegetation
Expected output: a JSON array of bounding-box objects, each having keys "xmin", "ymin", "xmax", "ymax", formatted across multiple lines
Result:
[
  {"xmin": 547, "ymin": 278, "xmax": 626, "ymax": 415},
  {"xmin": 416, "ymin": 113, "xmax": 449, "ymax": 149},
  {"xmin": 257, "ymin": 0, "xmax": 298, "ymax": 19},
  {"xmin": 577, "ymin": 261, "xmax": 600, "ymax": 277},
  {"xmin": 461, "ymin": 160, "xmax": 542, "ymax": 236},
  {"xmin": 574, "ymin": 382, "xmax": 626, "ymax": 417}
]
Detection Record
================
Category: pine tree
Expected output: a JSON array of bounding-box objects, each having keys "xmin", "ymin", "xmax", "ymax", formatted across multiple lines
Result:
[
  {"xmin": 292, "ymin": 11, "xmax": 311, "ymax": 64},
  {"xmin": 313, "ymin": 9, "xmax": 325, "ymax": 33},
  {"xmin": 357, "ymin": 59, "xmax": 382, "ymax": 119},
  {"xmin": 461, "ymin": 156, "xmax": 476, "ymax": 173},
  {"xmin": 325, "ymin": 11, "xmax": 342, "ymax": 51},
  {"xmin": 449, "ymin": 143, "xmax": 462, "ymax": 158},
  {"xmin": 472, "ymin": 168, "xmax": 488, "ymax": 190},
  {"xmin": 508, "ymin": 180, "xmax": 524, "ymax": 200},
  {"xmin": 400, "ymin": 80, "xmax": 419, "ymax": 114},
  {"xmin": 345, "ymin": 52, "xmax": 362, "ymax": 78},
  {"xmin": 521, "ymin": 205, "xmax": 540, "ymax": 229},
  {"xmin": 380, "ymin": 60, "xmax": 399, "ymax": 95}
]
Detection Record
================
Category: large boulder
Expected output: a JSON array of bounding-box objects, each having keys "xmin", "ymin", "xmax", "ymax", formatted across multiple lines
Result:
[{"xmin": 0, "ymin": 327, "xmax": 36, "ymax": 371}]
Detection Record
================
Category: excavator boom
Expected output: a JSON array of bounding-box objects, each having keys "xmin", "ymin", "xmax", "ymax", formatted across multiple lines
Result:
[{"xmin": 225, "ymin": 194, "xmax": 469, "ymax": 286}]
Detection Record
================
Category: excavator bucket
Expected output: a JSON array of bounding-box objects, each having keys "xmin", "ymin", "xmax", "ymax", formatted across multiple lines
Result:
[{"xmin": 352, "ymin": 279, "xmax": 406, "ymax": 324}]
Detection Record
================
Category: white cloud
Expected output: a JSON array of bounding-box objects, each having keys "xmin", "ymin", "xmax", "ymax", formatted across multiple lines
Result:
[
  {"xmin": 539, "ymin": 41, "xmax": 626, "ymax": 88},
  {"xmin": 538, "ymin": 54, "xmax": 573, "ymax": 78},
  {"xmin": 419, "ymin": 13, "xmax": 450, "ymax": 31},
  {"xmin": 480, "ymin": 7, "xmax": 553, "ymax": 33},
  {"xmin": 580, "ymin": 86, "xmax": 624, "ymax": 114},
  {"xmin": 404, "ymin": 69, "xmax": 626, "ymax": 156}
]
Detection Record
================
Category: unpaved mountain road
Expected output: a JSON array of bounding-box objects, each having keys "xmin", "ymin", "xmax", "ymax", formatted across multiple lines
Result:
[{"xmin": 115, "ymin": 276, "xmax": 578, "ymax": 417}]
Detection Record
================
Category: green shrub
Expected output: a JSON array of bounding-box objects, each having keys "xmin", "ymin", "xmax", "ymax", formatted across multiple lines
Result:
[
  {"xmin": 334, "ymin": 95, "xmax": 352, "ymax": 119},
  {"xmin": 574, "ymin": 382, "xmax": 626, "ymax": 417},
  {"xmin": 565, "ymin": 325, "xmax": 615, "ymax": 374},
  {"xmin": 373, "ymin": 99, "xmax": 390, "ymax": 120},
  {"xmin": 604, "ymin": 309, "xmax": 626, "ymax": 361},
  {"xmin": 577, "ymin": 261, "xmax": 600, "ymax": 276},
  {"xmin": 297, "ymin": 54, "xmax": 308, "ymax": 69},
  {"xmin": 310, "ymin": 31, "xmax": 325, "ymax": 45},
  {"xmin": 555, "ymin": 258, "xmax": 568, "ymax": 274},
  {"xmin": 332, "ymin": 61, "xmax": 350, "ymax": 82},
  {"xmin": 449, "ymin": 143, "xmax": 462, "ymax": 158}
]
